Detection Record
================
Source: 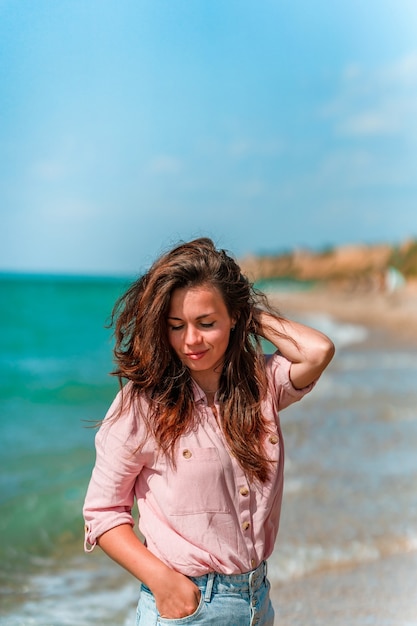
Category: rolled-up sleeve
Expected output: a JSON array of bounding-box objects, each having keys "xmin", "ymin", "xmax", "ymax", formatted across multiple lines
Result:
[
  {"xmin": 266, "ymin": 352, "xmax": 316, "ymax": 412},
  {"xmin": 83, "ymin": 395, "xmax": 144, "ymax": 551}
]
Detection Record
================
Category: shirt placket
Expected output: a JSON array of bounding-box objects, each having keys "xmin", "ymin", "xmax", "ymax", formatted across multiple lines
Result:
[{"xmin": 210, "ymin": 401, "xmax": 258, "ymax": 571}]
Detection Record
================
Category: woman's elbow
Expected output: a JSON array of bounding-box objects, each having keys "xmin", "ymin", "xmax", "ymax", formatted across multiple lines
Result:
[
  {"xmin": 291, "ymin": 336, "xmax": 335, "ymax": 389},
  {"xmin": 314, "ymin": 336, "xmax": 335, "ymax": 370}
]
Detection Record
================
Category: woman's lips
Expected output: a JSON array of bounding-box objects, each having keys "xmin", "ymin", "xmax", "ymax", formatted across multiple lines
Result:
[{"xmin": 184, "ymin": 350, "xmax": 209, "ymax": 361}]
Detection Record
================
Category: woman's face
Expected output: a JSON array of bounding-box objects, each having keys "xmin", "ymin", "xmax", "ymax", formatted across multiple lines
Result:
[{"xmin": 167, "ymin": 284, "xmax": 235, "ymax": 385}]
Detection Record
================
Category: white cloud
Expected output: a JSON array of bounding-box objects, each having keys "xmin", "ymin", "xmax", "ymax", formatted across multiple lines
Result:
[
  {"xmin": 32, "ymin": 159, "xmax": 68, "ymax": 181},
  {"xmin": 37, "ymin": 197, "xmax": 100, "ymax": 221},
  {"xmin": 197, "ymin": 137, "xmax": 284, "ymax": 162},
  {"xmin": 237, "ymin": 178, "xmax": 265, "ymax": 198},
  {"xmin": 227, "ymin": 138, "xmax": 284, "ymax": 160},
  {"xmin": 228, "ymin": 140, "xmax": 251, "ymax": 159},
  {"xmin": 147, "ymin": 155, "xmax": 183, "ymax": 174},
  {"xmin": 382, "ymin": 52, "xmax": 417, "ymax": 86},
  {"xmin": 30, "ymin": 134, "xmax": 97, "ymax": 182},
  {"xmin": 323, "ymin": 52, "xmax": 417, "ymax": 140},
  {"xmin": 339, "ymin": 112, "xmax": 398, "ymax": 137}
]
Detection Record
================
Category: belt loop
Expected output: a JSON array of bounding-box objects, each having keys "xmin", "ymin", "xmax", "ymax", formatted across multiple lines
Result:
[
  {"xmin": 248, "ymin": 567, "xmax": 254, "ymax": 588},
  {"xmin": 204, "ymin": 572, "xmax": 215, "ymax": 602}
]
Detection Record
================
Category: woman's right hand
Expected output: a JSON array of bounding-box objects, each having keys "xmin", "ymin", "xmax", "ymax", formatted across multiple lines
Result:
[
  {"xmin": 97, "ymin": 525, "xmax": 201, "ymax": 619},
  {"xmin": 152, "ymin": 569, "xmax": 201, "ymax": 619}
]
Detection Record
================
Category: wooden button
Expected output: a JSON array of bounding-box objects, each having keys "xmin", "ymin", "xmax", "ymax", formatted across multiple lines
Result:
[
  {"xmin": 269, "ymin": 435, "xmax": 279, "ymax": 445},
  {"xmin": 182, "ymin": 449, "xmax": 192, "ymax": 459},
  {"xmin": 239, "ymin": 486, "xmax": 249, "ymax": 496},
  {"xmin": 242, "ymin": 521, "xmax": 251, "ymax": 531},
  {"xmin": 251, "ymin": 558, "xmax": 256, "ymax": 568}
]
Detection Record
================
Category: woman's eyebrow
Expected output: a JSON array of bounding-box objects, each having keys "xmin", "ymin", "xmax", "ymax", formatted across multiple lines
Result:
[{"xmin": 167, "ymin": 312, "xmax": 215, "ymax": 321}]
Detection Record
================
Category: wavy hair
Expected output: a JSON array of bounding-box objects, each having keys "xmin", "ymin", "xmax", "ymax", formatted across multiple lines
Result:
[{"xmin": 110, "ymin": 237, "xmax": 281, "ymax": 483}]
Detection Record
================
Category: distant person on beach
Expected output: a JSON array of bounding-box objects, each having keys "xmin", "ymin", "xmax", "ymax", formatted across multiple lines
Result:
[{"xmin": 83, "ymin": 237, "xmax": 335, "ymax": 625}]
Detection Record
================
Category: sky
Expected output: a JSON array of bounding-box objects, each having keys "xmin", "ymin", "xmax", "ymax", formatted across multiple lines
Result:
[{"xmin": 1, "ymin": 0, "xmax": 417, "ymax": 276}]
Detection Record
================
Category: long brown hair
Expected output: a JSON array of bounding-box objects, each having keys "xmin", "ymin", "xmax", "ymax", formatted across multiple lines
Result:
[{"xmin": 110, "ymin": 237, "xmax": 280, "ymax": 483}]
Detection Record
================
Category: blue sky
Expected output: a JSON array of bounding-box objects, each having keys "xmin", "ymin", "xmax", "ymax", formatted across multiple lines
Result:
[{"xmin": 2, "ymin": 0, "xmax": 417, "ymax": 275}]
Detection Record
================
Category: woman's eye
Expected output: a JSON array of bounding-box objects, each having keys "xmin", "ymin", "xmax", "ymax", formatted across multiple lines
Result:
[
  {"xmin": 170, "ymin": 325, "xmax": 184, "ymax": 331},
  {"xmin": 200, "ymin": 322, "xmax": 214, "ymax": 328}
]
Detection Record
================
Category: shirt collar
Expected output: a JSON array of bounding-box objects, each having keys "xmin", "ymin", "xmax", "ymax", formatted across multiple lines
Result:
[{"xmin": 191, "ymin": 379, "xmax": 218, "ymax": 405}]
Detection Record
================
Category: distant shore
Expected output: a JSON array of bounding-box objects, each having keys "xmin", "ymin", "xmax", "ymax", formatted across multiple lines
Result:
[
  {"xmin": 268, "ymin": 282, "xmax": 417, "ymax": 345},
  {"xmin": 240, "ymin": 238, "xmax": 417, "ymax": 286}
]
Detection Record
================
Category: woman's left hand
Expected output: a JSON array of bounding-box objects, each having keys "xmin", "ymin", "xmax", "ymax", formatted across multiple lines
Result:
[{"xmin": 256, "ymin": 310, "xmax": 335, "ymax": 388}]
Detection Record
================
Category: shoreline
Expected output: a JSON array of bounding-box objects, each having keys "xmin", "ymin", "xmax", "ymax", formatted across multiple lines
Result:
[
  {"xmin": 268, "ymin": 284, "xmax": 417, "ymax": 345},
  {"xmin": 270, "ymin": 549, "xmax": 417, "ymax": 625},
  {"xmin": 268, "ymin": 282, "xmax": 417, "ymax": 623}
]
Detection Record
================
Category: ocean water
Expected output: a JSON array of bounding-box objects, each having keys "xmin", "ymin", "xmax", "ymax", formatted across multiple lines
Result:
[{"xmin": 1, "ymin": 275, "xmax": 417, "ymax": 625}]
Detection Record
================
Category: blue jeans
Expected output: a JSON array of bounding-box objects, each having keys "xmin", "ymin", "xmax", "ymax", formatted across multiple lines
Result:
[{"xmin": 136, "ymin": 561, "xmax": 274, "ymax": 625}]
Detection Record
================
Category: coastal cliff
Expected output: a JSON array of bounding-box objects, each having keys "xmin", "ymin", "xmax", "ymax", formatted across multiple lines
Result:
[
  {"xmin": 239, "ymin": 238, "xmax": 417, "ymax": 341},
  {"xmin": 240, "ymin": 238, "xmax": 417, "ymax": 291}
]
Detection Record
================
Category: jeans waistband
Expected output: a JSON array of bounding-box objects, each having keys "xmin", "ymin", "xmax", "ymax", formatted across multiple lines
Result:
[
  {"xmin": 190, "ymin": 561, "xmax": 267, "ymax": 602},
  {"xmin": 141, "ymin": 561, "xmax": 268, "ymax": 603}
]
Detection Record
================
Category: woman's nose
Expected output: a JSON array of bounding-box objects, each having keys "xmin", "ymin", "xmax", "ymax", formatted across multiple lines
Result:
[{"xmin": 185, "ymin": 325, "xmax": 201, "ymax": 345}]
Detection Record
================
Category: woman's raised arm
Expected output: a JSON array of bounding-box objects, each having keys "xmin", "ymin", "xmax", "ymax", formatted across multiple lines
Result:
[{"xmin": 256, "ymin": 310, "xmax": 335, "ymax": 389}]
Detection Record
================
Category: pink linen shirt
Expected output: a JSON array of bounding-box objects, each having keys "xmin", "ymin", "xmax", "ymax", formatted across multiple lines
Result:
[{"xmin": 83, "ymin": 353, "xmax": 314, "ymax": 576}]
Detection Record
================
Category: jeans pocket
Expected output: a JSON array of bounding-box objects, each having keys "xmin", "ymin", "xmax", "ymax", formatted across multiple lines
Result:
[
  {"xmin": 158, "ymin": 592, "xmax": 205, "ymax": 624},
  {"xmin": 136, "ymin": 588, "xmax": 158, "ymax": 626}
]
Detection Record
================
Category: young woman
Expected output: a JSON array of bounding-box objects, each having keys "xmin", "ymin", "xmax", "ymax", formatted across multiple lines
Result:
[{"xmin": 83, "ymin": 238, "xmax": 335, "ymax": 625}]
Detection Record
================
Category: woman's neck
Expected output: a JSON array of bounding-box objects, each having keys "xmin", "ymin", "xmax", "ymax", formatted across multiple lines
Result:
[{"xmin": 191, "ymin": 373, "xmax": 219, "ymax": 405}]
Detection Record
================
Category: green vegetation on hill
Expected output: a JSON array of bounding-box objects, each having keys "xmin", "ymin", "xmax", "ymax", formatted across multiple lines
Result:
[{"xmin": 390, "ymin": 240, "xmax": 417, "ymax": 277}]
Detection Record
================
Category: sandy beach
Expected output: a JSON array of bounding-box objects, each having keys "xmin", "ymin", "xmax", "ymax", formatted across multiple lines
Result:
[
  {"xmin": 271, "ymin": 550, "xmax": 417, "ymax": 625},
  {"xmin": 268, "ymin": 283, "xmax": 417, "ymax": 625},
  {"xmin": 2, "ymin": 275, "xmax": 416, "ymax": 626},
  {"xmin": 270, "ymin": 282, "xmax": 417, "ymax": 345}
]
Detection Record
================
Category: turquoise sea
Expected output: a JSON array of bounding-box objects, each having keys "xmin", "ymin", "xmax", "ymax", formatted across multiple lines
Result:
[
  {"xmin": 1, "ymin": 274, "xmax": 417, "ymax": 625},
  {"xmin": 0, "ymin": 275, "xmax": 128, "ymax": 614}
]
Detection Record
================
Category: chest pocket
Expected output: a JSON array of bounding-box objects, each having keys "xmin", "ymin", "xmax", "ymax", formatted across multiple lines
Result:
[{"xmin": 166, "ymin": 447, "xmax": 231, "ymax": 516}]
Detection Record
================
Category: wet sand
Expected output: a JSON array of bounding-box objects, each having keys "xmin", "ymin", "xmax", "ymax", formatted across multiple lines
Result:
[
  {"xmin": 271, "ymin": 550, "xmax": 417, "ymax": 625},
  {"xmin": 268, "ymin": 283, "xmax": 417, "ymax": 625}
]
